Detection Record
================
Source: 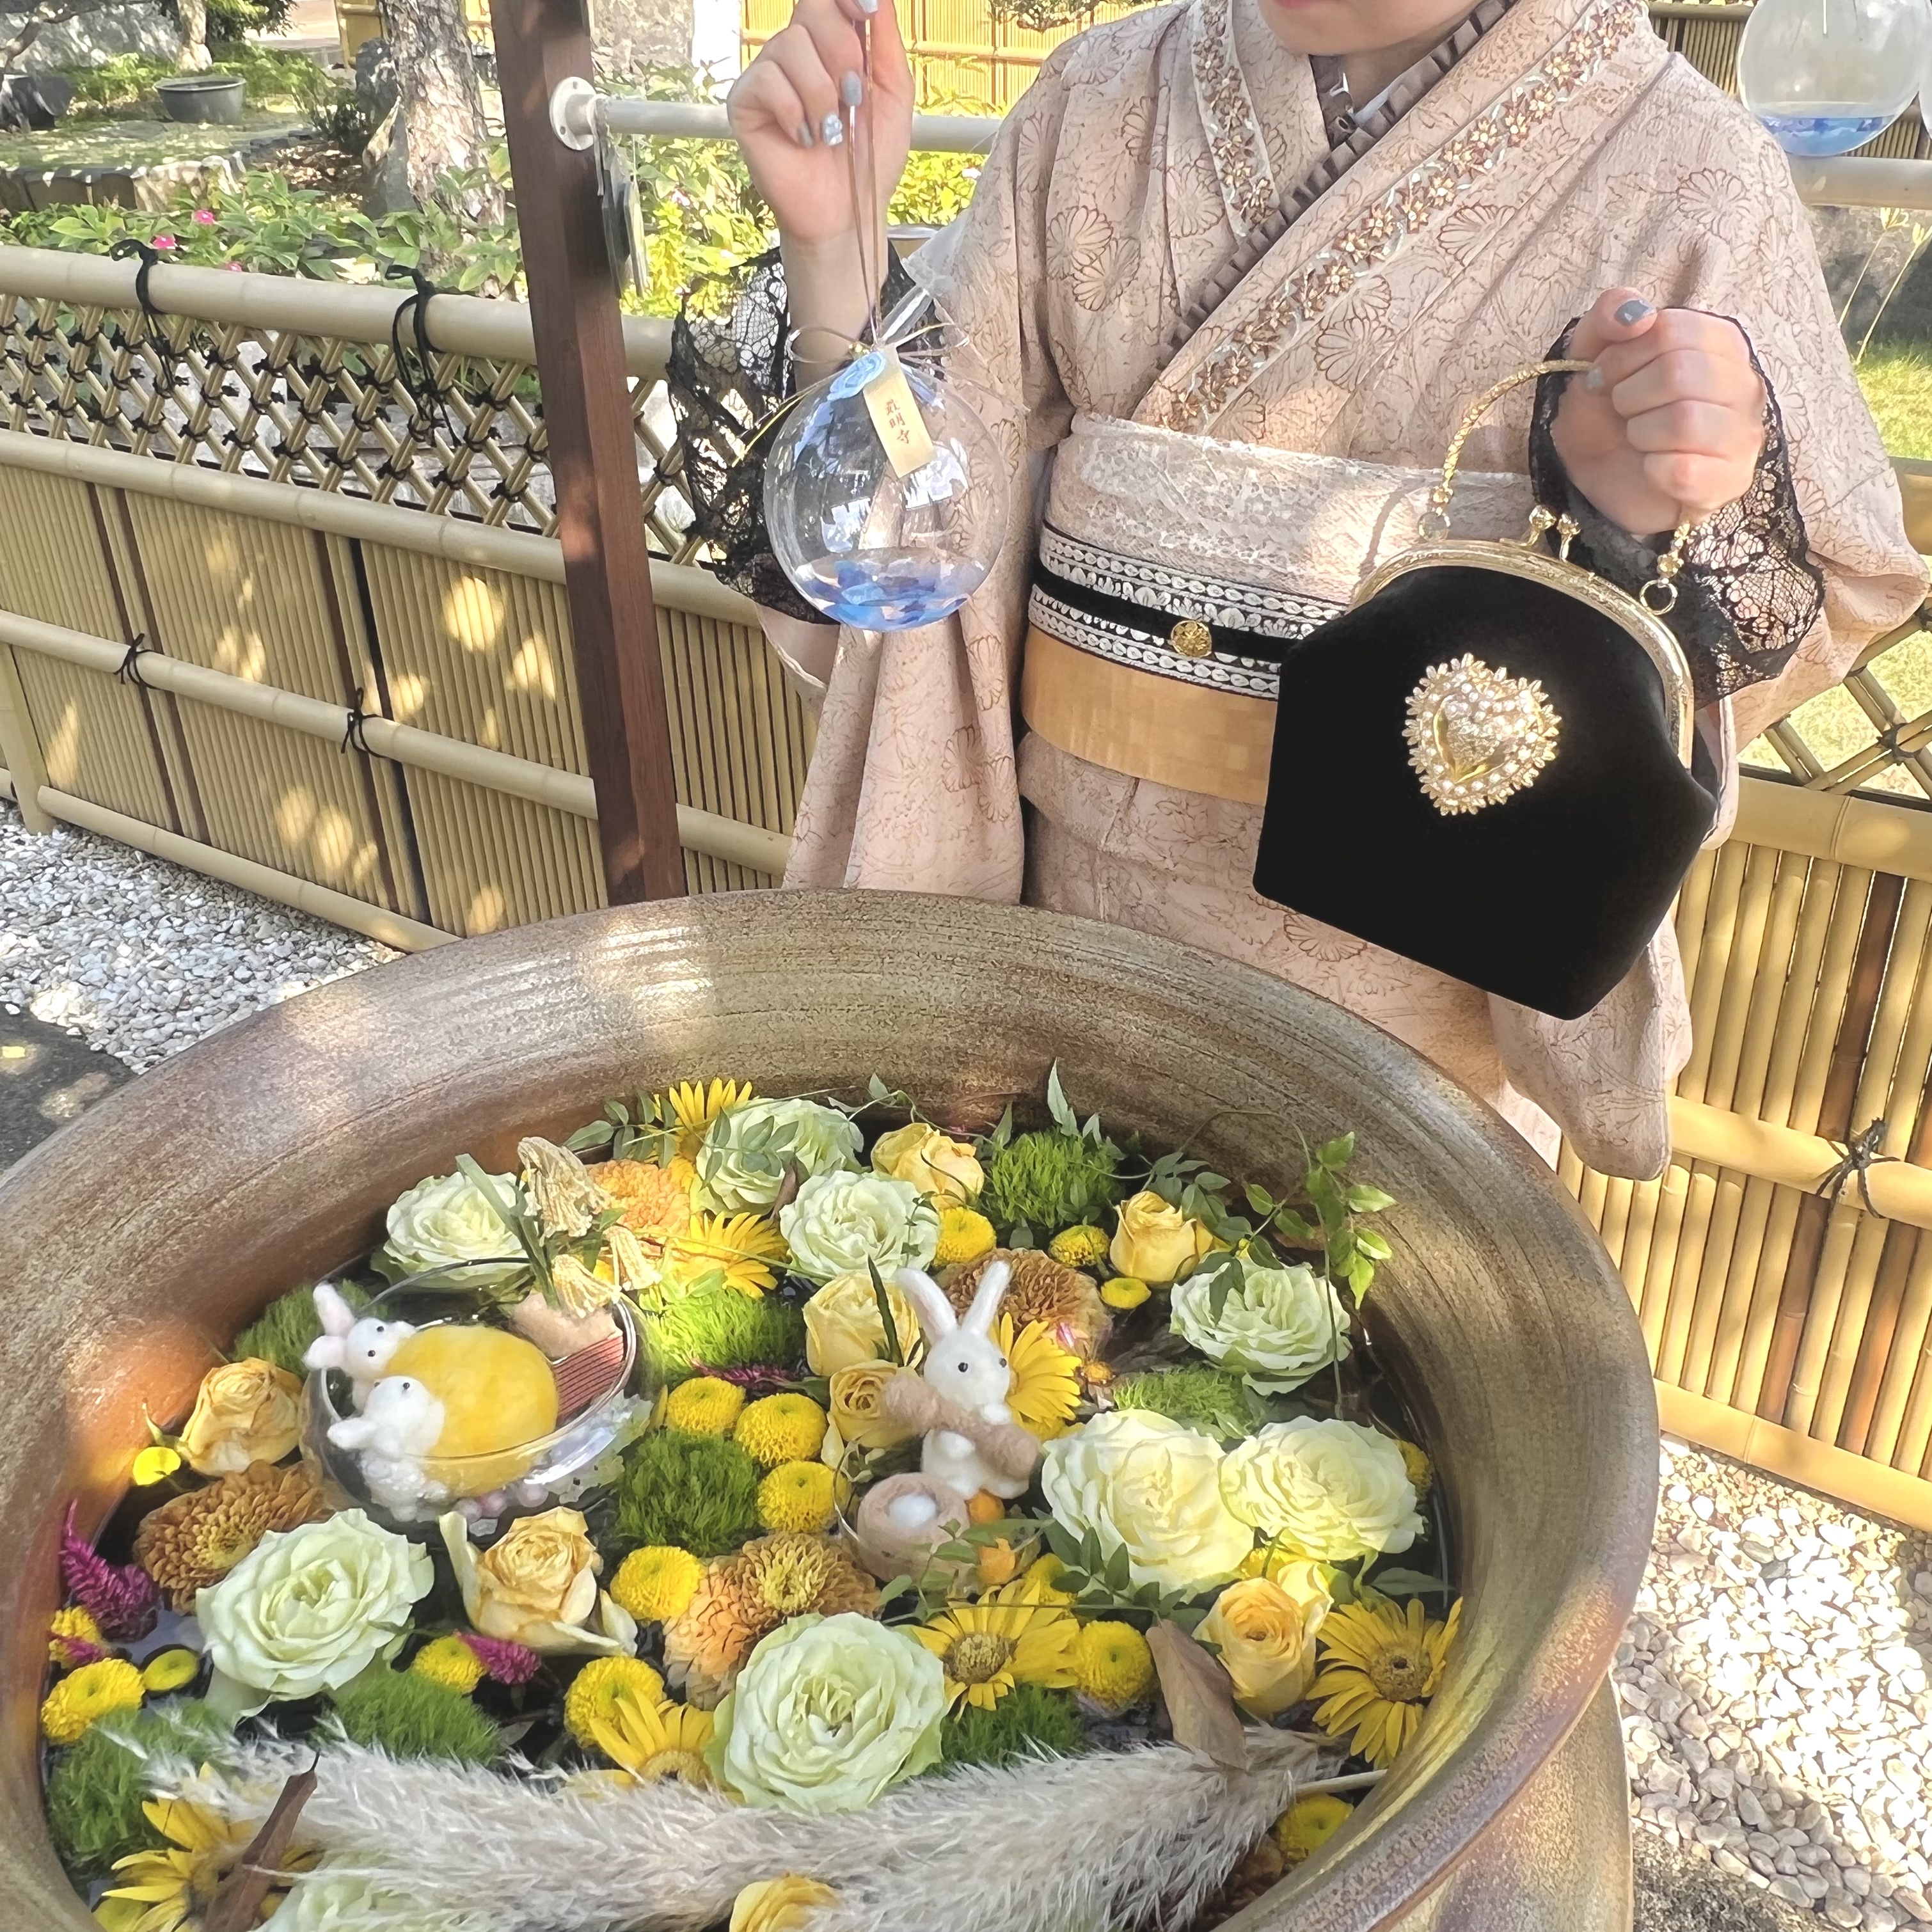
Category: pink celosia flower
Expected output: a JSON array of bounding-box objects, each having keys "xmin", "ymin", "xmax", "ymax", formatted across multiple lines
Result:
[
  {"xmin": 58, "ymin": 1501, "xmax": 158, "ymax": 1638},
  {"xmin": 457, "ymin": 1631, "xmax": 542, "ymax": 1685}
]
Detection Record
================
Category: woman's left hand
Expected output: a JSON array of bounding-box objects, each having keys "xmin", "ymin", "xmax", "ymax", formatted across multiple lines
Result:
[{"xmin": 1551, "ymin": 287, "xmax": 1766, "ymax": 535}]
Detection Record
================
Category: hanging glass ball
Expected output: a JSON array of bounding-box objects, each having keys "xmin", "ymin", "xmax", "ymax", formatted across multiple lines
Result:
[
  {"xmin": 764, "ymin": 353, "xmax": 1009, "ymax": 631},
  {"xmin": 1739, "ymin": 0, "xmax": 1932, "ymax": 155}
]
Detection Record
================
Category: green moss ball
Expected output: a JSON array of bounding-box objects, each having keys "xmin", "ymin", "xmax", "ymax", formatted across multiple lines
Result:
[
  {"xmin": 640, "ymin": 1288, "xmax": 805, "ymax": 1386},
  {"xmin": 46, "ymin": 1698, "xmax": 226, "ymax": 1876},
  {"xmin": 615, "ymin": 1425, "xmax": 762, "ymax": 1557},
  {"xmin": 232, "ymin": 1279, "xmax": 371, "ymax": 1377},
  {"xmin": 940, "ymin": 1683, "xmax": 1085, "ymax": 1769},
  {"xmin": 983, "ymin": 1130, "xmax": 1121, "ymax": 1235},
  {"xmin": 329, "ymin": 1670, "xmax": 498, "ymax": 1766}
]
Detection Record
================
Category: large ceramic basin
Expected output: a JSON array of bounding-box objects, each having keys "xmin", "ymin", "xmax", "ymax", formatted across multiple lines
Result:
[{"xmin": 0, "ymin": 892, "xmax": 1655, "ymax": 1929}]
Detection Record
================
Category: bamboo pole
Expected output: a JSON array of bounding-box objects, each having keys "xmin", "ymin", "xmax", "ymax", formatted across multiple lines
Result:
[
  {"xmin": 1731, "ymin": 778, "xmax": 1932, "ymax": 883},
  {"xmin": 0, "ymin": 641, "xmax": 51, "ymax": 834},
  {"xmin": 1758, "ymin": 869, "xmax": 1905, "ymax": 1421},
  {"xmin": 36, "ymin": 787, "xmax": 453, "ymax": 951},
  {"xmin": 1871, "ymin": 1235, "xmax": 1932, "ymax": 1465},
  {"xmin": 1600, "ymin": 1176, "xmax": 1635, "ymax": 1271}
]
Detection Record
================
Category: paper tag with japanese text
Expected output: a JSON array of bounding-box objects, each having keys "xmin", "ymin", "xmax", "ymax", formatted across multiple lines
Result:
[{"xmin": 860, "ymin": 347, "xmax": 936, "ymax": 478}]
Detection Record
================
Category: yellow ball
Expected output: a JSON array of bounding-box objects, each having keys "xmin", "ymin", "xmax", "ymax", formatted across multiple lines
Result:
[{"xmin": 386, "ymin": 1324, "xmax": 559, "ymax": 1494}]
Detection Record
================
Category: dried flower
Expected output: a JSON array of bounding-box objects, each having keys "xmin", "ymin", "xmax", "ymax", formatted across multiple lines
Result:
[
  {"xmin": 564, "ymin": 1655, "xmax": 667, "ymax": 1741},
  {"xmin": 519, "ymin": 1135, "xmax": 612, "ymax": 1240},
  {"xmin": 48, "ymin": 1606, "xmax": 104, "ymax": 1669},
  {"xmin": 666, "ymin": 1375, "xmax": 748, "ymax": 1435},
  {"xmin": 178, "ymin": 1358, "xmax": 304, "ymax": 1476},
  {"xmin": 610, "ymin": 1546, "xmax": 706, "ymax": 1624},
  {"xmin": 60, "ymin": 1502, "xmax": 159, "ymax": 1639},
  {"xmin": 1048, "ymin": 1224, "xmax": 1111, "ymax": 1269},
  {"xmin": 736, "ymin": 1392, "xmax": 828, "ymax": 1467},
  {"xmin": 133, "ymin": 1461, "xmax": 330, "ymax": 1611},
  {"xmin": 932, "ymin": 1207, "xmax": 997, "ymax": 1267},
  {"xmin": 410, "ymin": 1635, "xmax": 486, "ymax": 1694},
  {"xmin": 42, "ymin": 1658, "xmax": 144, "ymax": 1745},
  {"xmin": 757, "ymin": 1461, "xmax": 839, "ymax": 1533},
  {"xmin": 948, "ymin": 1249, "xmax": 1109, "ymax": 1354},
  {"xmin": 1073, "ymin": 1620, "xmax": 1153, "ymax": 1712}
]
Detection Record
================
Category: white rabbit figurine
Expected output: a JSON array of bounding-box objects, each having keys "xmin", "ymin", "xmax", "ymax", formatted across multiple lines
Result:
[
  {"xmin": 894, "ymin": 1261, "xmax": 1033, "ymax": 1500},
  {"xmin": 303, "ymin": 1283, "xmax": 416, "ymax": 1413},
  {"xmin": 327, "ymin": 1375, "xmax": 447, "ymax": 1517}
]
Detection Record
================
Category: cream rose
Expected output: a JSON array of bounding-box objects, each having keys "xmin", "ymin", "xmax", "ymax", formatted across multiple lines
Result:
[
  {"xmin": 870, "ymin": 1123, "xmax": 985, "ymax": 1203},
  {"xmin": 196, "ymin": 1510, "xmax": 432, "ymax": 1716},
  {"xmin": 708, "ymin": 1613, "xmax": 946, "ymax": 1812},
  {"xmin": 1109, "ymin": 1191, "xmax": 1215, "ymax": 1285},
  {"xmin": 1171, "ymin": 1256, "xmax": 1351, "ymax": 1394},
  {"xmin": 1221, "ymin": 1419, "xmax": 1423, "ymax": 1563},
  {"xmin": 384, "ymin": 1169, "xmax": 525, "ymax": 1285},
  {"xmin": 180, "ymin": 1358, "xmax": 303, "ymax": 1475},
  {"xmin": 779, "ymin": 1171, "xmax": 939, "ymax": 1286},
  {"xmin": 698, "ymin": 1098, "xmax": 862, "ymax": 1214},
  {"xmin": 731, "ymin": 1877, "xmax": 839, "ymax": 1932},
  {"xmin": 827, "ymin": 1359, "xmax": 920, "ymax": 1455},
  {"xmin": 439, "ymin": 1508, "xmax": 637, "ymax": 1656},
  {"xmin": 803, "ymin": 1272, "xmax": 922, "ymax": 1375},
  {"xmin": 1040, "ymin": 1410, "xmax": 1252, "ymax": 1594},
  {"xmin": 1198, "ymin": 1566, "xmax": 1331, "ymax": 1718}
]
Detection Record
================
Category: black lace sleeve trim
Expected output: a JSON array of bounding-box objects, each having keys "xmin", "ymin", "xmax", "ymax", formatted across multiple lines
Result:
[
  {"xmin": 1529, "ymin": 319, "xmax": 1825, "ymax": 708},
  {"xmin": 667, "ymin": 246, "xmax": 923, "ymax": 624}
]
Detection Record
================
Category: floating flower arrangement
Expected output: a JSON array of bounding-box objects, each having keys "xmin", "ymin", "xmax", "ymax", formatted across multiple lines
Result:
[{"xmin": 42, "ymin": 1070, "xmax": 1461, "ymax": 1932}]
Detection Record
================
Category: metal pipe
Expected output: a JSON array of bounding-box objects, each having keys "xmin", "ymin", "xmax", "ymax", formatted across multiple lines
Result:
[
  {"xmin": 1789, "ymin": 155, "xmax": 1932, "ymax": 210},
  {"xmin": 584, "ymin": 94, "xmax": 999, "ymax": 153}
]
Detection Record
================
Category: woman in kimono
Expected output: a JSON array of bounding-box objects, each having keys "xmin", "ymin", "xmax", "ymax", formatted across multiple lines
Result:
[{"xmin": 701, "ymin": 0, "xmax": 1927, "ymax": 1178}]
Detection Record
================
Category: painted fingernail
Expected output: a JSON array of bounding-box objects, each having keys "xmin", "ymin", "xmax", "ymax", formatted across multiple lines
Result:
[
  {"xmin": 1615, "ymin": 297, "xmax": 1654, "ymax": 326},
  {"xmin": 841, "ymin": 70, "xmax": 864, "ymax": 106},
  {"xmin": 796, "ymin": 121, "xmax": 816, "ymax": 146},
  {"xmin": 821, "ymin": 110, "xmax": 845, "ymax": 146},
  {"xmin": 855, "ymin": 0, "xmax": 879, "ymax": 15},
  {"xmin": 1582, "ymin": 366, "xmax": 1606, "ymax": 393}
]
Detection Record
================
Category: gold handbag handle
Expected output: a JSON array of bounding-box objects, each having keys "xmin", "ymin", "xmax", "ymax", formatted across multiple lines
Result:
[{"xmin": 1421, "ymin": 358, "xmax": 1697, "ymax": 613}]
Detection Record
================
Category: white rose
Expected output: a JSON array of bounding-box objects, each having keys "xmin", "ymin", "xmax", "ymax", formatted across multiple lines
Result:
[
  {"xmin": 276, "ymin": 1867, "xmax": 439, "ymax": 1931},
  {"xmin": 1040, "ymin": 1410, "xmax": 1252, "ymax": 1595},
  {"xmin": 1171, "ymin": 1256, "xmax": 1351, "ymax": 1394},
  {"xmin": 699, "ymin": 1098, "xmax": 863, "ymax": 1213},
  {"xmin": 1220, "ymin": 1419, "xmax": 1422, "ymax": 1564},
  {"xmin": 384, "ymin": 1169, "xmax": 524, "ymax": 1286},
  {"xmin": 779, "ymin": 1171, "xmax": 939, "ymax": 1286}
]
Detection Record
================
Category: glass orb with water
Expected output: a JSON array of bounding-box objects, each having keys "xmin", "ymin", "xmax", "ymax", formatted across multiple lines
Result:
[
  {"xmin": 764, "ymin": 351, "xmax": 1009, "ymax": 631},
  {"xmin": 1739, "ymin": 0, "xmax": 1932, "ymax": 155}
]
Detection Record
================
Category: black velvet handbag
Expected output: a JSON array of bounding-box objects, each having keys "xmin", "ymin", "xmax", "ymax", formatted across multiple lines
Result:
[{"xmin": 1253, "ymin": 361, "xmax": 1721, "ymax": 1022}]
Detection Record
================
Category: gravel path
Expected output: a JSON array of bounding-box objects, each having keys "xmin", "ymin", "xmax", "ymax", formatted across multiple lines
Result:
[
  {"xmin": 0, "ymin": 801, "xmax": 395, "ymax": 1071},
  {"xmin": 1622, "ymin": 1438, "xmax": 1932, "ymax": 1931}
]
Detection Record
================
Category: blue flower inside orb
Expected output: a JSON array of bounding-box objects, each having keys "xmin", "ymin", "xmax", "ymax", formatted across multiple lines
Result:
[{"xmin": 1739, "ymin": 0, "xmax": 1932, "ymax": 155}]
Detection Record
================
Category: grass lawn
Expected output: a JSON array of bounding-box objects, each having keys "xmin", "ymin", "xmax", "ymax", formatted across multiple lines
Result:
[
  {"xmin": 1856, "ymin": 342, "xmax": 1932, "ymax": 460},
  {"xmin": 0, "ymin": 113, "xmax": 303, "ymax": 173}
]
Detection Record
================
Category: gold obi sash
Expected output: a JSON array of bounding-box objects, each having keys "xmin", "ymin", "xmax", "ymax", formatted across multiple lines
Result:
[{"xmin": 1019, "ymin": 413, "xmax": 1536, "ymax": 805}]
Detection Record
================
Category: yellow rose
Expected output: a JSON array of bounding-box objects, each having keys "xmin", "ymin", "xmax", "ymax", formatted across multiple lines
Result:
[
  {"xmin": 828, "ymin": 1359, "xmax": 919, "ymax": 1455},
  {"xmin": 179, "ymin": 1359, "xmax": 303, "ymax": 1476},
  {"xmin": 730, "ymin": 1876, "xmax": 839, "ymax": 1932},
  {"xmin": 1198, "ymin": 1566, "xmax": 1331, "ymax": 1720},
  {"xmin": 870, "ymin": 1123, "xmax": 985, "ymax": 1203},
  {"xmin": 803, "ymin": 1271, "xmax": 922, "ymax": 1375},
  {"xmin": 1109, "ymin": 1191, "xmax": 1215, "ymax": 1286},
  {"xmin": 439, "ymin": 1508, "xmax": 637, "ymax": 1656}
]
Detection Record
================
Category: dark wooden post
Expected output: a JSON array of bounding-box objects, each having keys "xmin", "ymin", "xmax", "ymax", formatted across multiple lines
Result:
[{"xmin": 491, "ymin": 0, "xmax": 686, "ymax": 901}]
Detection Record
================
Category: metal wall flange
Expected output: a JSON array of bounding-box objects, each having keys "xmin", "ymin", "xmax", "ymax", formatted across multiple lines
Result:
[{"xmin": 548, "ymin": 74, "xmax": 598, "ymax": 150}]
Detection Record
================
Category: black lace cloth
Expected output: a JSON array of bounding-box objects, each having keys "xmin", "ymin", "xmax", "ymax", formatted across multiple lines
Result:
[
  {"xmin": 667, "ymin": 248, "xmax": 919, "ymax": 624},
  {"xmin": 1531, "ymin": 324, "xmax": 1823, "ymax": 708}
]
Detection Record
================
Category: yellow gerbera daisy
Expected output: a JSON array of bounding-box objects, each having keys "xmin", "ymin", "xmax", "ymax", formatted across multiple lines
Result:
[
  {"xmin": 665, "ymin": 1375, "xmax": 748, "ymax": 1435},
  {"xmin": 1073, "ymin": 1619, "xmax": 1154, "ymax": 1712},
  {"xmin": 995, "ymin": 1314, "xmax": 1081, "ymax": 1439},
  {"xmin": 41, "ymin": 1657, "xmax": 143, "ymax": 1745},
  {"xmin": 610, "ymin": 1545, "xmax": 706, "ymax": 1624},
  {"xmin": 94, "ymin": 1791, "xmax": 310, "ymax": 1932},
  {"xmin": 1310, "ymin": 1595, "xmax": 1462, "ymax": 1768},
  {"xmin": 1012, "ymin": 1554, "xmax": 1079, "ymax": 1606},
  {"xmin": 663, "ymin": 1078, "xmax": 754, "ymax": 1159},
  {"xmin": 914, "ymin": 1587, "xmax": 1079, "ymax": 1712},
  {"xmin": 933, "ymin": 1206, "xmax": 997, "ymax": 1267},
  {"xmin": 665, "ymin": 1212, "xmax": 791, "ymax": 1297},
  {"xmin": 564, "ymin": 1656, "xmax": 667, "ymax": 1743},
  {"xmin": 585, "ymin": 1686, "xmax": 716, "ymax": 1785}
]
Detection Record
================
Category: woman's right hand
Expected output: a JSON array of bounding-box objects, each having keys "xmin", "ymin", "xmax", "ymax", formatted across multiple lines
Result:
[{"xmin": 725, "ymin": 0, "xmax": 914, "ymax": 249}]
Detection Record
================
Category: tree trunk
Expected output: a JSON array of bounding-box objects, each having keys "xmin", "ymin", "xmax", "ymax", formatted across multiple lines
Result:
[
  {"xmin": 175, "ymin": 0, "xmax": 211, "ymax": 72},
  {"xmin": 385, "ymin": 0, "xmax": 505, "ymax": 225}
]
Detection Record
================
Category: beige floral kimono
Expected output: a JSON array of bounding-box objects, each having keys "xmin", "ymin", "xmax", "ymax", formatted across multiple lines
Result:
[{"xmin": 782, "ymin": 0, "xmax": 1928, "ymax": 1178}]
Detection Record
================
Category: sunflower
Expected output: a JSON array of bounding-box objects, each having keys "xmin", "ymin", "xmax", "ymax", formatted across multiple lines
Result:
[
  {"xmin": 996, "ymin": 1314, "xmax": 1082, "ymax": 1439},
  {"xmin": 915, "ymin": 1587, "xmax": 1079, "ymax": 1712},
  {"xmin": 663, "ymin": 1079, "xmax": 754, "ymax": 1160},
  {"xmin": 1310, "ymin": 1595, "xmax": 1462, "ymax": 1768},
  {"xmin": 94, "ymin": 1793, "xmax": 310, "ymax": 1932},
  {"xmin": 585, "ymin": 1686, "xmax": 715, "ymax": 1785},
  {"xmin": 665, "ymin": 1212, "xmax": 791, "ymax": 1297}
]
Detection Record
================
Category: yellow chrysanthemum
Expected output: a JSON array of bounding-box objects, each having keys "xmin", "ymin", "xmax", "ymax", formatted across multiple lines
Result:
[
  {"xmin": 1073, "ymin": 1620, "xmax": 1154, "ymax": 1712},
  {"xmin": 757, "ymin": 1459, "xmax": 839, "ymax": 1533},
  {"xmin": 48, "ymin": 1605, "xmax": 102, "ymax": 1668},
  {"xmin": 586, "ymin": 1685, "xmax": 717, "ymax": 1784},
  {"xmin": 665, "ymin": 1375, "xmax": 748, "ymax": 1435},
  {"xmin": 664, "ymin": 1079, "xmax": 755, "ymax": 1159},
  {"xmin": 94, "ymin": 1790, "xmax": 313, "ymax": 1932},
  {"xmin": 565, "ymin": 1655, "xmax": 668, "ymax": 1743},
  {"xmin": 996, "ymin": 1314, "xmax": 1081, "ymax": 1439},
  {"xmin": 933, "ymin": 1206, "xmax": 997, "ymax": 1268},
  {"xmin": 411, "ymin": 1634, "xmax": 487, "ymax": 1694},
  {"xmin": 1398, "ymin": 1439, "xmax": 1434, "ymax": 1497},
  {"xmin": 914, "ymin": 1586, "xmax": 1080, "ymax": 1712},
  {"xmin": 1276, "ymin": 1792, "xmax": 1355, "ymax": 1865},
  {"xmin": 40, "ymin": 1657, "xmax": 143, "ymax": 1745},
  {"xmin": 1311, "ymin": 1596, "xmax": 1462, "ymax": 1769},
  {"xmin": 612, "ymin": 1544, "xmax": 707, "ymax": 1624},
  {"xmin": 735, "ymin": 1393, "xmax": 827, "ymax": 1467},
  {"xmin": 139, "ymin": 1650, "xmax": 198, "ymax": 1695},
  {"xmin": 1048, "ymin": 1224, "xmax": 1111, "ymax": 1269},
  {"xmin": 1100, "ymin": 1275, "xmax": 1150, "ymax": 1310},
  {"xmin": 665, "ymin": 1212, "xmax": 791, "ymax": 1297}
]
